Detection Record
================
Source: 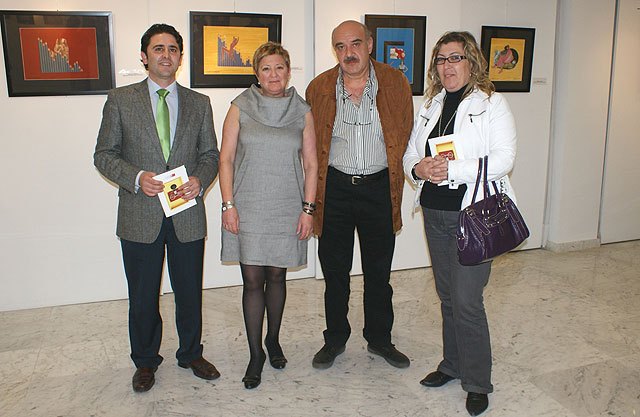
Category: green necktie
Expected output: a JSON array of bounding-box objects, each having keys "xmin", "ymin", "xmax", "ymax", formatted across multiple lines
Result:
[{"xmin": 156, "ymin": 89, "xmax": 171, "ymax": 161}]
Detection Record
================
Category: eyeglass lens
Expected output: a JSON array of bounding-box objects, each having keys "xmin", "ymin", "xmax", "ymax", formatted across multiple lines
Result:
[{"xmin": 435, "ymin": 55, "xmax": 465, "ymax": 65}]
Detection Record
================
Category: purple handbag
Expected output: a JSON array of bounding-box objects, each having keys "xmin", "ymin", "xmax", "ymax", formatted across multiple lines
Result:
[{"xmin": 456, "ymin": 155, "xmax": 529, "ymax": 266}]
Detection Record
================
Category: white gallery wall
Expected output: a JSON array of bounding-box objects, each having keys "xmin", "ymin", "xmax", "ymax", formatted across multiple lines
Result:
[
  {"xmin": 0, "ymin": 0, "xmax": 636, "ymax": 311},
  {"xmin": 599, "ymin": 0, "xmax": 640, "ymax": 243},
  {"xmin": 545, "ymin": 0, "xmax": 640, "ymax": 249},
  {"xmin": 546, "ymin": 0, "xmax": 616, "ymax": 250}
]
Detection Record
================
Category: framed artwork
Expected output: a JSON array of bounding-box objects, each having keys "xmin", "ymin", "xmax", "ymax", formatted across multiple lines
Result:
[
  {"xmin": 190, "ymin": 11, "xmax": 281, "ymax": 88},
  {"xmin": 0, "ymin": 10, "xmax": 114, "ymax": 97},
  {"xmin": 365, "ymin": 14, "xmax": 426, "ymax": 95},
  {"xmin": 480, "ymin": 26, "xmax": 535, "ymax": 92}
]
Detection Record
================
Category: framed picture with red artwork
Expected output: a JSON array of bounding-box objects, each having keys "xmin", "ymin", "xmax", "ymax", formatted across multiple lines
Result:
[{"xmin": 0, "ymin": 10, "xmax": 115, "ymax": 97}]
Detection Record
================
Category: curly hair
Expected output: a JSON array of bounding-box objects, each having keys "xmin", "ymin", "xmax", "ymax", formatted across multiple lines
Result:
[
  {"xmin": 252, "ymin": 41, "xmax": 291, "ymax": 74},
  {"xmin": 425, "ymin": 31, "xmax": 494, "ymax": 103}
]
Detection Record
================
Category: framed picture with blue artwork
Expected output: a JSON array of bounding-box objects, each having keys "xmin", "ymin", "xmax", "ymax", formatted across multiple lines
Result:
[
  {"xmin": 190, "ymin": 11, "xmax": 281, "ymax": 88},
  {"xmin": 365, "ymin": 14, "xmax": 426, "ymax": 95}
]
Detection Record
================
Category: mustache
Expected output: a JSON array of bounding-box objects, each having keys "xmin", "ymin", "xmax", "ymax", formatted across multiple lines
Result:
[{"xmin": 343, "ymin": 56, "xmax": 359, "ymax": 64}]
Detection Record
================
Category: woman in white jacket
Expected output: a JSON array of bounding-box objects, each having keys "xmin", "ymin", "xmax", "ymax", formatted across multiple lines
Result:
[{"xmin": 403, "ymin": 31, "xmax": 517, "ymax": 417}]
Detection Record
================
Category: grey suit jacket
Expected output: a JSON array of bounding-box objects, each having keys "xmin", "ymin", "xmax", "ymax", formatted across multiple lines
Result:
[{"xmin": 94, "ymin": 80, "xmax": 219, "ymax": 243}]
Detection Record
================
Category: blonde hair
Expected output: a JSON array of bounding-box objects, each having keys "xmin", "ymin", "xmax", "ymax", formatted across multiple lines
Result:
[
  {"xmin": 425, "ymin": 31, "xmax": 494, "ymax": 103},
  {"xmin": 252, "ymin": 41, "xmax": 291, "ymax": 74}
]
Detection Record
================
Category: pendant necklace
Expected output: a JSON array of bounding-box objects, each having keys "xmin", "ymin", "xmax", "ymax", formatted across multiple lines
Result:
[{"xmin": 438, "ymin": 95, "xmax": 458, "ymax": 136}]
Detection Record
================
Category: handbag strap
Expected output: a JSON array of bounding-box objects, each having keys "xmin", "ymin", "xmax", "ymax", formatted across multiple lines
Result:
[
  {"xmin": 471, "ymin": 155, "xmax": 502, "ymax": 206},
  {"xmin": 470, "ymin": 157, "xmax": 483, "ymax": 204},
  {"xmin": 482, "ymin": 155, "xmax": 489, "ymax": 202},
  {"xmin": 483, "ymin": 155, "xmax": 503, "ymax": 198}
]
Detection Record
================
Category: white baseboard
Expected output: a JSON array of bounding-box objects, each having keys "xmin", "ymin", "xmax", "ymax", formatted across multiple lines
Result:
[{"xmin": 544, "ymin": 238, "xmax": 601, "ymax": 253}]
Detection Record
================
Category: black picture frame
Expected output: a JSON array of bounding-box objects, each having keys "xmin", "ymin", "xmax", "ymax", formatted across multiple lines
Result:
[
  {"xmin": 190, "ymin": 11, "xmax": 281, "ymax": 88},
  {"xmin": 365, "ymin": 14, "xmax": 426, "ymax": 95},
  {"xmin": 480, "ymin": 26, "xmax": 535, "ymax": 93},
  {"xmin": 0, "ymin": 10, "xmax": 114, "ymax": 97}
]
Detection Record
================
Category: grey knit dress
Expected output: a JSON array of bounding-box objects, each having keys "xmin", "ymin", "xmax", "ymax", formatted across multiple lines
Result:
[{"xmin": 221, "ymin": 85, "xmax": 310, "ymax": 267}]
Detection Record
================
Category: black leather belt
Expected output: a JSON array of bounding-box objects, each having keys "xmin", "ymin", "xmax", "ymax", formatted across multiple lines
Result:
[{"xmin": 328, "ymin": 166, "xmax": 388, "ymax": 185}]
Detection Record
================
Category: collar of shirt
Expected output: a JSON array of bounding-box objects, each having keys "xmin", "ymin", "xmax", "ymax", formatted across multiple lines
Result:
[
  {"xmin": 336, "ymin": 61, "xmax": 378, "ymax": 102},
  {"xmin": 147, "ymin": 78, "xmax": 178, "ymax": 107}
]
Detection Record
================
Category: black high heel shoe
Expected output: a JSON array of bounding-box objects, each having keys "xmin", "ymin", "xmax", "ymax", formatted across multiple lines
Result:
[
  {"xmin": 242, "ymin": 352, "xmax": 266, "ymax": 389},
  {"xmin": 265, "ymin": 339, "xmax": 287, "ymax": 369}
]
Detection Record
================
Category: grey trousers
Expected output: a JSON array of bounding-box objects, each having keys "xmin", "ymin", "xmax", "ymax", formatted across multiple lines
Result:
[{"xmin": 422, "ymin": 207, "xmax": 494, "ymax": 394}]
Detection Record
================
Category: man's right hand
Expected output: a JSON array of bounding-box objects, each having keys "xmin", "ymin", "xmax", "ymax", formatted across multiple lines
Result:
[{"xmin": 139, "ymin": 171, "xmax": 164, "ymax": 196}]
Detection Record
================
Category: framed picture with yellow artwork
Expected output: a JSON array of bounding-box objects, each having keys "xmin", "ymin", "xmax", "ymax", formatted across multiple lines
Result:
[
  {"xmin": 480, "ymin": 26, "xmax": 535, "ymax": 92},
  {"xmin": 190, "ymin": 11, "xmax": 281, "ymax": 88}
]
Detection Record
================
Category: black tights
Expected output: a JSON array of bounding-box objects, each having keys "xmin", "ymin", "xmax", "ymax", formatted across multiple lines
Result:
[{"xmin": 240, "ymin": 264, "xmax": 287, "ymax": 373}]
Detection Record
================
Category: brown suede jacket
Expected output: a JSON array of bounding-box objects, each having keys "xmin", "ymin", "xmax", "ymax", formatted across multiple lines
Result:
[{"xmin": 305, "ymin": 60, "xmax": 414, "ymax": 236}]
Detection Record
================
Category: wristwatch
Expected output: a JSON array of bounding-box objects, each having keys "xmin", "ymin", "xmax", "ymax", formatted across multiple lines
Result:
[{"xmin": 411, "ymin": 164, "xmax": 420, "ymax": 181}]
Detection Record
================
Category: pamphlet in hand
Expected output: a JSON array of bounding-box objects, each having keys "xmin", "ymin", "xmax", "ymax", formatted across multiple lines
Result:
[
  {"xmin": 428, "ymin": 133, "xmax": 465, "ymax": 186},
  {"xmin": 153, "ymin": 165, "xmax": 196, "ymax": 217}
]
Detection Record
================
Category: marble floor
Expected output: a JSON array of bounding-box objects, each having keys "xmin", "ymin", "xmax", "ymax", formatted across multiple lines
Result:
[{"xmin": 1, "ymin": 241, "xmax": 639, "ymax": 417}]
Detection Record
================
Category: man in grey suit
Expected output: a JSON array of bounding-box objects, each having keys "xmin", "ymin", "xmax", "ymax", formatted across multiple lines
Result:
[{"xmin": 94, "ymin": 23, "xmax": 220, "ymax": 392}]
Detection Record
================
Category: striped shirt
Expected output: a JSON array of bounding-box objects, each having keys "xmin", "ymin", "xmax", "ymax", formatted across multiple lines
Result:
[{"xmin": 329, "ymin": 63, "xmax": 387, "ymax": 175}]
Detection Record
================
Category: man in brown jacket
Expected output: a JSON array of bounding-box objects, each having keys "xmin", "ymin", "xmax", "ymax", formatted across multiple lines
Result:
[{"xmin": 305, "ymin": 20, "xmax": 413, "ymax": 369}]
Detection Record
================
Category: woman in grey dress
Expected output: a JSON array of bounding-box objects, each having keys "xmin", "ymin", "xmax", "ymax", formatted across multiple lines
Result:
[{"xmin": 219, "ymin": 42, "xmax": 318, "ymax": 389}]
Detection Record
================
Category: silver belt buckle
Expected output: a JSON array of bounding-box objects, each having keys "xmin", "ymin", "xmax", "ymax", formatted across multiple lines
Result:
[{"xmin": 351, "ymin": 175, "xmax": 362, "ymax": 185}]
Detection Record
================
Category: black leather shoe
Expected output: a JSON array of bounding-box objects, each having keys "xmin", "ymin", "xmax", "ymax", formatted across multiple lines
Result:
[
  {"xmin": 265, "ymin": 339, "xmax": 287, "ymax": 369},
  {"xmin": 420, "ymin": 370, "xmax": 456, "ymax": 387},
  {"xmin": 242, "ymin": 353, "xmax": 266, "ymax": 389},
  {"xmin": 367, "ymin": 344, "xmax": 410, "ymax": 368},
  {"xmin": 132, "ymin": 367, "xmax": 157, "ymax": 392},
  {"xmin": 269, "ymin": 354, "xmax": 287, "ymax": 369},
  {"xmin": 466, "ymin": 392, "xmax": 489, "ymax": 416},
  {"xmin": 312, "ymin": 344, "xmax": 346, "ymax": 369},
  {"xmin": 242, "ymin": 374, "xmax": 261, "ymax": 389},
  {"xmin": 178, "ymin": 356, "xmax": 220, "ymax": 380}
]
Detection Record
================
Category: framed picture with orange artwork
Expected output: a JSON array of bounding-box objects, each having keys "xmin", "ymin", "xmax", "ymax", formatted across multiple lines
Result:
[
  {"xmin": 0, "ymin": 10, "xmax": 114, "ymax": 97},
  {"xmin": 480, "ymin": 26, "xmax": 535, "ymax": 92},
  {"xmin": 190, "ymin": 11, "xmax": 281, "ymax": 88}
]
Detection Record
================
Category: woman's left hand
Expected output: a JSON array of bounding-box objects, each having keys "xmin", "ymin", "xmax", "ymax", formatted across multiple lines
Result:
[{"xmin": 297, "ymin": 212, "xmax": 314, "ymax": 240}]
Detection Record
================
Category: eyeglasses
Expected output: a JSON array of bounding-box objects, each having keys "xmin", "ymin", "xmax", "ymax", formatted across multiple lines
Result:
[
  {"xmin": 342, "ymin": 106, "xmax": 374, "ymax": 126},
  {"xmin": 434, "ymin": 55, "xmax": 467, "ymax": 65},
  {"xmin": 342, "ymin": 119, "xmax": 372, "ymax": 126}
]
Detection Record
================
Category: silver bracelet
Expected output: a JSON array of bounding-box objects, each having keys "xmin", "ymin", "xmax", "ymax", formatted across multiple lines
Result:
[{"xmin": 221, "ymin": 201, "xmax": 234, "ymax": 212}]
